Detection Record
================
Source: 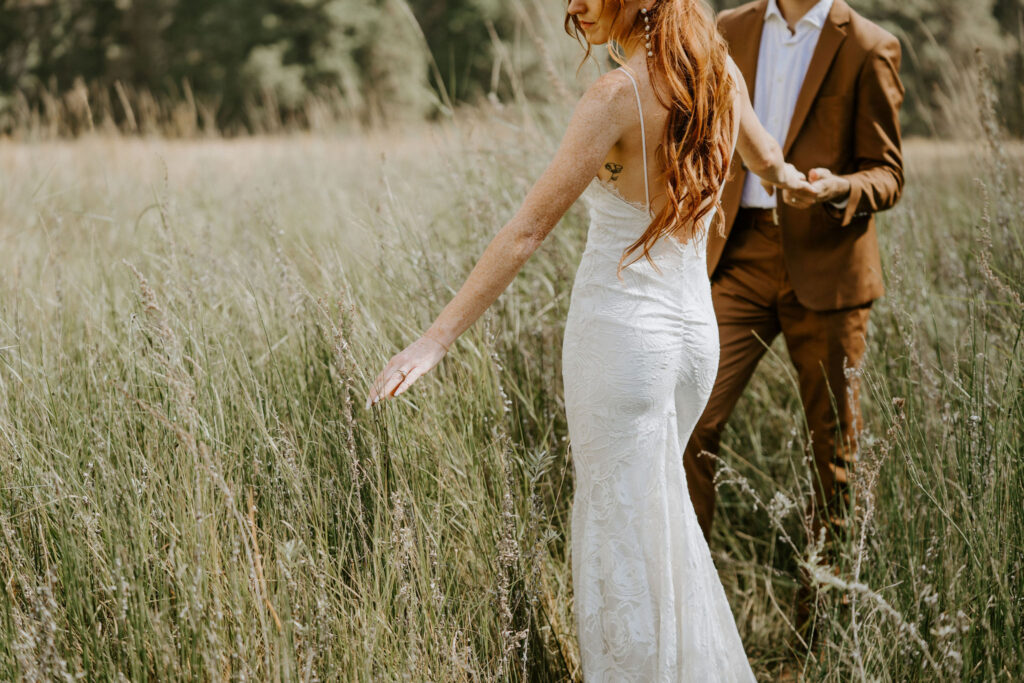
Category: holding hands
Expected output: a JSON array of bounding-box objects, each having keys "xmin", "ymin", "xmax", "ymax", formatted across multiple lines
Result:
[
  {"xmin": 780, "ymin": 167, "xmax": 851, "ymax": 209},
  {"xmin": 731, "ymin": 64, "xmax": 847, "ymax": 211}
]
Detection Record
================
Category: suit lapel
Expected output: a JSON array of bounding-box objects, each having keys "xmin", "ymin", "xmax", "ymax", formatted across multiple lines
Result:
[
  {"xmin": 782, "ymin": 0, "xmax": 851, "ymax": 155},
  {"xmin": 730, "ymin": 0, "xmax": 768, "ymax": 99}
]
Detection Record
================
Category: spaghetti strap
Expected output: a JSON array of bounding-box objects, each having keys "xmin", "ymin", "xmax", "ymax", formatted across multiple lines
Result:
[{"xmin": 617, "ymin": 67, "xmax": 651, "ymax": 215}]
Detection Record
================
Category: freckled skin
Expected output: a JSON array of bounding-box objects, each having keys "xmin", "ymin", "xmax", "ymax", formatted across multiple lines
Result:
[{"xmin": 367, "ymin": 0, "xmax": 812, "ymax": 406}]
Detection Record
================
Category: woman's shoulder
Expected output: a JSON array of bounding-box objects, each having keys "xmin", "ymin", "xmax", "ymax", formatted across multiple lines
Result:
[
  {"xmin": 572, "ymin": 68, "xmax": 642, "ymax": 124},
  {"xmin": 723, "ymin": 54, "xmax": 745, "ymax": 101},
  {"xmin": 723, "ymin": 54, "xmax": 740, "ymax": 83},
  {"xmin": 585, "ymin": 68, "xmax": 638, "ymax": 105}
]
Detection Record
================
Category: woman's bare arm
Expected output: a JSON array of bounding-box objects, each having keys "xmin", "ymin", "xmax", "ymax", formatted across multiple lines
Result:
[
  {"xmin": 729, "ymin": 61, "xmax": 805, "ymax": 189},
  {"xmin": 368, "ymin": 72, "xmax": 636, "ymax": 405},
  {"xmin": 423, "ymin": 73, "xmax": 634, "ymax": 349}
]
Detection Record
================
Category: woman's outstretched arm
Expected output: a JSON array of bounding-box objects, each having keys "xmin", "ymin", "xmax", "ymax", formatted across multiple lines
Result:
[
  {"xmin": 367, "ymin": 72, "xmax": 636, "ymax": 406},
  {"xmin": 729, "ymin": 61, "xmax": 808, "ymax": 191}
]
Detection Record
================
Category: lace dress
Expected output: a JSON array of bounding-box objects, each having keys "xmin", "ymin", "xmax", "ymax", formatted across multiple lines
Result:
[{"xmin": 561, "ymin": 67, "xmax": 755, "ymax": 682}]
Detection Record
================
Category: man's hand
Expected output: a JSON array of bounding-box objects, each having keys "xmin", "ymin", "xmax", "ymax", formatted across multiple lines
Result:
[{"xmin": 781, "ymin": 167, "xmax": 851, "ymax": 209}]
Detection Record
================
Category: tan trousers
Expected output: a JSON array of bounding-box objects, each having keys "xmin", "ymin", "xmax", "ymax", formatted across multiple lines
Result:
[{"xmin": 685, "ymin": 208, "xmax": 871, "ymax": 540}]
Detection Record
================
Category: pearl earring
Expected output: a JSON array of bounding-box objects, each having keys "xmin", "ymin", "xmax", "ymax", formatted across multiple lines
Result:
[{"xmin": 642, "ymin": 7, "xmax": 652, "ymax": 57}]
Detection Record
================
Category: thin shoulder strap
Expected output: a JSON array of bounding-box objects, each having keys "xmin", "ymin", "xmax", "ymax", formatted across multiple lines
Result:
[{"xmin": 617, "ymin": 67, "xmax": 651, "ymax": 215}]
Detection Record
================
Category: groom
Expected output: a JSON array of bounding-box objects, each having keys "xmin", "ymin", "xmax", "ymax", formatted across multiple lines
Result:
[{"xmin": 684, "ymin": 0, "xmax": 904, "ymax": 541}]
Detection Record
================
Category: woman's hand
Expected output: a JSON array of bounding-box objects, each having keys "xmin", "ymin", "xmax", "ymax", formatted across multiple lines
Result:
[
  {"xmin": 760, "ymin": 162, "xmax": 811, "ymax": 196},
  {"xmin": 366, "ymin": 335, "xmax": 449, "ymax": 408}
]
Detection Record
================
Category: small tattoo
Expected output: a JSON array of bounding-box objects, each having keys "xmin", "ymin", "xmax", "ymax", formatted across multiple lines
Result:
[{"xmin": 605, "ymin": 162, "xmax": 623, "ymax": 181}]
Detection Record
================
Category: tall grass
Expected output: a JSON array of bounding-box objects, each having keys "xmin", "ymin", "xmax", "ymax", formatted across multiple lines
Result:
[
  {"xmin": 0, "ymin": 76, "xmax": 363, "ymax": 139},
  {"xmin": 0, "ymin": 85, "xmax": 1022, "ymax": 683}
]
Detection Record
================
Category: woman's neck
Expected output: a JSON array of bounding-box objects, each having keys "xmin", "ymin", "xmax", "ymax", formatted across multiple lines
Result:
[{"xmin": 618, "ymin": 34, "xmax": 645, "ymax": 62}]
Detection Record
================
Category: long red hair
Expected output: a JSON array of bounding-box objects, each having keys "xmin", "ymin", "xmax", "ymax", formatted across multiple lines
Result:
[{"xmin": 566, "ymin": 0, "xmax": 736, "ymax": 269}]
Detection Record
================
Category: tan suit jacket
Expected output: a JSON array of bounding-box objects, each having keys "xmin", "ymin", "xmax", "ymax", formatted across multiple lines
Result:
[{"xmin": 713, "ymin": 0, "xmax": 905, "ymax": 311}]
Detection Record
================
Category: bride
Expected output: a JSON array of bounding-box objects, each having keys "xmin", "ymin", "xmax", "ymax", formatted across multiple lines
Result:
[{"xmin": 369, "ymin": 0, "xmax": 810, "ymax": 678}]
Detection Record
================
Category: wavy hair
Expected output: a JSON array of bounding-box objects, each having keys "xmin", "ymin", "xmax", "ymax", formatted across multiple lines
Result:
[{"xmin": 566, "ymin": 0, "xmax": 737, "ymax": 270}]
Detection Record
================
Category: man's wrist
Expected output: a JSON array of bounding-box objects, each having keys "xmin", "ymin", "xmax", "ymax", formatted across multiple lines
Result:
[
  {"xmin": 826, "ymin": 176, "xmax": 851, "ymax": 209},
  {"xmin": 830, "ymin": 177, "xmax": 851, "ymax": 202}
]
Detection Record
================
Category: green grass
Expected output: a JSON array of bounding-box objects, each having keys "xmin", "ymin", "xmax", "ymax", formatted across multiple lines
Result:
[{"xmin": 0, "ymin": 113, "xmax": 1021, "ymax": 680}]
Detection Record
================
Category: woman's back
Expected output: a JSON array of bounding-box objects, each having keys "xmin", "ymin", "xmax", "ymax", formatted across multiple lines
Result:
[
  {"xmin": 592, "ymin": 61, "xmax": 670, "ymax": 215},
  {"xmin": 593, "ymin": 55, "xmax": 743, "ymax": 240}
]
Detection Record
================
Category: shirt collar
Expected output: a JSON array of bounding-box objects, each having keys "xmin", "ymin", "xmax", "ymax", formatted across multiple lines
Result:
[{"xmin": 765, "ymin": 0, "xmax": 834, "ymax": 30}]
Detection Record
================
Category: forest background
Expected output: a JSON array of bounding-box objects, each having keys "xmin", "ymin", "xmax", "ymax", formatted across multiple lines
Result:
[{"xmin": 2, "ymin": 0, "xmax": 1024, "ymax": 137}]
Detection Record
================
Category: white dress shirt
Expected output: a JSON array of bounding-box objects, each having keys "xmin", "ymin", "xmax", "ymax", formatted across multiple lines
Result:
[{"xmin": 741, "ymin": 0, "xmax": 834, "ymax": 209}]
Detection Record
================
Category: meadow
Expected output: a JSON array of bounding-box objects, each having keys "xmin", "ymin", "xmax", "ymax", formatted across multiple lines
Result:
[{"xmin": 0, "ymin": 99, "xmax": 1021, "ymax": 680}]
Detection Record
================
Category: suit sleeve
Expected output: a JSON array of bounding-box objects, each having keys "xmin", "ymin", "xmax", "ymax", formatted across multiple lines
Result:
[{"xmin": 837, "ymin": 34, "xmax": 905, "ymax": 226}]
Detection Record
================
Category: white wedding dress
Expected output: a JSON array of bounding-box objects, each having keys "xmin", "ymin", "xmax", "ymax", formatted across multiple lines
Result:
[{"xmin": 562, "ymin": 67, "xmax": 755, "ymax": 682}]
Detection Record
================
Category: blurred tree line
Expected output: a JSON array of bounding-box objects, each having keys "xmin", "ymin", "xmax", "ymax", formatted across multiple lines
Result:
[{"xmin": 0, "ymin": 0, "xmax": 1021, "ymax": 135}]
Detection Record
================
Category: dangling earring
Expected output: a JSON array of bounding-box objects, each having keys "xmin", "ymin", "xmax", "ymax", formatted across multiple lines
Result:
[{"xmin": 642, "ymin": 7, "xmax": 652, "ymax": 57}]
